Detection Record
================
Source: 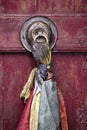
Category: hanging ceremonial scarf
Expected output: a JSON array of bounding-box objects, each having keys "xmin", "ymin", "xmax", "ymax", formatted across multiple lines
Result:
[{"xmin": 17, "ymin": 16, "xmax": 69, "ymax": 130}]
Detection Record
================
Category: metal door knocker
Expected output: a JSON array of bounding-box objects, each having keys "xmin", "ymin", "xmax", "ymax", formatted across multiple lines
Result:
[
  {"xmin": 20, "ymin": 16, "xmax": 58, "ymax": 52},
  {"xmin": 16, "ymin": 16, "xmax": 68, "ymax": 130}
]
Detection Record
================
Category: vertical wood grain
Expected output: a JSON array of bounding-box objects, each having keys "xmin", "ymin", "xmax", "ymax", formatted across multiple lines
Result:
[
  {"xmin": 75, "ymin": 0, "xmax": 87, "ymax": 13},
  {"xmin": 0, "ymin": 0, "xmax": 38, "ymax": 14},
  {"xmin": 0, "ymin": 54, "xmax": 3, "ymax": 130},
  {"xmin": 38, "ymin": 0, "xmax": 75, "ymax": 14},
  {"xmin": 53, "ymin": 52, "xmax": 87, "ymax": 130},
  {"xmin": 0, "ymin": 0, "xmax": 87, "ymax": 14},
  {"xmin": 3, "ymin": 53, "xmax": 35, "ymax": 130},
  {"xmin": 53, "ymin": 53, "xmax": 76, "ymax": 130},
  {"xmin": 74, "ymin": 53, "xmax": 87, "ymax": 130},
  {"xmin": 0, "ymin": 0, "xmax": 87, "ymax": 130}
]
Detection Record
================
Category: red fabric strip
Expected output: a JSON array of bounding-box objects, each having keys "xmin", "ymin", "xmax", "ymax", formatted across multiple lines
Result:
[{"xmin": 16, "ymin": 91, "xmax": 34, "ymax": 130}]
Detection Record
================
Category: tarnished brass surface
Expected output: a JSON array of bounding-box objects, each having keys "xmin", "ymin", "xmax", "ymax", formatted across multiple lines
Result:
[{"xmin": 20, "ymin": 16, "xmax": 58, "ymax": 52}]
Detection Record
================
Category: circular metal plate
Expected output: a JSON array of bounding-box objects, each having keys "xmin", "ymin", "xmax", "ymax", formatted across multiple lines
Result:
[{"xmin": 20, "ymin": 16, "xmax": 58, "ymax": 52}]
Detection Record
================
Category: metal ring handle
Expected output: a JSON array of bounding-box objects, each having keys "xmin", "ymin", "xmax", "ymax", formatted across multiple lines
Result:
[{"xmin": 20, "ymin": 16, "xmax": 58, "ymax": 52}]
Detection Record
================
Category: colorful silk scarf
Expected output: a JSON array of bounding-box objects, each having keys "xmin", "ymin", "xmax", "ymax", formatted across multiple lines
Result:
[{"xmin": 17, "ymin": 78, "xmax": 68, "ymax": 130}]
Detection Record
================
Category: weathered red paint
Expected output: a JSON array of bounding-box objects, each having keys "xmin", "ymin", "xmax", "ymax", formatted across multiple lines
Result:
[
  {"xmin": 38, "ymin": 0, "xmax": 75, "ymax": 13},
  {"xmin": 0, "ymin": 55, "xmax": 3, "ymax": 130},
  {"xmin": 0, "ymin": 0, "xmax": 38, "ymax": 14},
  {"xmin": 53, "ymin": 53, "xmax": 87, "ymax": 130},
  {"xmin": 0, "ymin": 15, "xmax": 87, "ymax": 52},
  {"xmin": 3, "ymin": 53, "xmax": 35, "ymax": 130},
  {"xmin": 75, "ymin": 0, "xmax": 87, "ymax": 13},
  {"xmin": 0, "ymin": 0, "xmax": 87, "ymax": 14},
  {"xmin": 0, "ymin": 0, "xmax": 87, "ymax": 130}
]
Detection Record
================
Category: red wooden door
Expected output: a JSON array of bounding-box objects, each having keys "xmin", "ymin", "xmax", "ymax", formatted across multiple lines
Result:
[{"xmin": 0, "ymin": 1, "xmax": 87, "ymax": 130}]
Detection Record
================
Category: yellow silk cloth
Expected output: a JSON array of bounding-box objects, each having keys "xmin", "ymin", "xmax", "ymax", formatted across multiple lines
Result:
[
  {"xmin": 30, "ymin": 88, "xmax": 40, "ymax": 130},
  {"xmin": 20, "ymin": 68, "xmax": 37, "ymax": 102}
]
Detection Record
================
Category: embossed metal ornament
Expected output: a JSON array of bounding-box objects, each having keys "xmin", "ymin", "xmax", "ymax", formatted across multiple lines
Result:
[{"xmin": 20, "ymin": 16, "xmax": 58, "ymax": 52}]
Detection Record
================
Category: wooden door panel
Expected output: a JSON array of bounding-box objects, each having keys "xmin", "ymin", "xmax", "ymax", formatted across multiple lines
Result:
[
  {"xmin": 38, "ymin": 0, "xmax": 74, "ymax": 13},
  {"xmin": 0, "ymin": 0, "xmax": 38, "ymax": 14},
  {"xmin": 0, "ymin": 0, "xmax": 87, "ymax": 130},
  {"xmin": 53, "ymin": 53, "xmax": 76, "ymax": 130},
  {"xmin": 0, "ymin": 14, "xmax": 87, "ymax": 130},
  {"xmin": 0, "ymin": 15, "xmax": 87, "ymax": 52},
  {"xmin": 75, "ymin": 0, "xmax": 87, "ymax": 13},
  {"xmin": 0, "ymin": 52, "xmax": 86, "ymax": 130},
  {"xmin": 53, "ymin": 53, "xmax": 87, "ymax": 130},
  {"xmin": 74, "ymin": 54, "xmax": 87, "ymax": 130},
  {"xmin": 0, "ymin": 55, "xmax": 3, "ymax": 130},
  {"xmin": 0, "ymin": 0, "xmax": 87, "ymax": 14},
  {"xmin": 1, "ymin": 51, "xmax": 87, "ymax": 130},
  {"xmin": 2, "ymin": 53, "xmax": 35, "ymax": 130}
]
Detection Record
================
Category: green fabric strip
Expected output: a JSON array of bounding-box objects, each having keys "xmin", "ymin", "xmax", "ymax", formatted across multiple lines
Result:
[{"xmin": 38, "ymin": 80, "xmax": 61, "ymax": 130}]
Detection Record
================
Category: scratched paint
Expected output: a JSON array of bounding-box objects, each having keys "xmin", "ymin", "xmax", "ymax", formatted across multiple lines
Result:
[
  {"xmin": 0, "ymin": 0, "xmax": 87, "ymax": 130},
  {"xmin": 38, "ymin": 0, "xmax": 74, "ymax": 13},
  {"xmin": 75, "ymin": 0, "xmax": 87, "ymax": 13},
  {"xmin": 0, "ymin": 55, "xmax": 3, "ymax": 130},
  {"xmin": 2, "ymin": 53, "xmax": 35, "ymax": 130},
  {"xmin": 53, "ymin": 53, "xmax": 87, "ymax": 130},
  {"xmin": 0, "ymin": 0, "xmax": 38, "ymax": 14},
  {"xmin": 0, "ymin": 0, "xmax": 87, "ymax": 14},
  {"xmin": 0, "ymin": 15, "xmax": 87, "ymax": 52}
]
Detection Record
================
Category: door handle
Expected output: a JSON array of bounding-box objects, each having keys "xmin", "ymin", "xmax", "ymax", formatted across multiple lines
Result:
[{"xmin": 20, "ymin": 16, "xmax": 58, "ymax": 52}]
